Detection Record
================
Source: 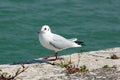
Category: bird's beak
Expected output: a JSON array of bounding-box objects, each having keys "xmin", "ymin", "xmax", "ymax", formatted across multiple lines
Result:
[{"xmin": 38, "ymin": 30, "xmax": 44, "ymax": 33}]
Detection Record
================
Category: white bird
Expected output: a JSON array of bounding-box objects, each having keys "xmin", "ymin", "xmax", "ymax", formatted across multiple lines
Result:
[{"xmin": 38, "ymin": 25, "xmax": 84, "ymax": 60}]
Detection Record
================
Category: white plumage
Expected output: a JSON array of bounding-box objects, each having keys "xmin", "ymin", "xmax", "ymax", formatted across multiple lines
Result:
[{"xmin": 38, "ymin": 25, "xmax": 84, "ymax": 60}]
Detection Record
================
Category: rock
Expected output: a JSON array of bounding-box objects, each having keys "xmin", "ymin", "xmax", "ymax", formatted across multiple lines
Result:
[{"xmin": 0, "ymin": 47, "xmax": 120, "ymax": 80}]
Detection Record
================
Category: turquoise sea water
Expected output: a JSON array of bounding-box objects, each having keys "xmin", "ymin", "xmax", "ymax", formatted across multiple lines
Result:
[{"xmin": 0, "ymin": 0, "xmax": 120, "ymax": 64}]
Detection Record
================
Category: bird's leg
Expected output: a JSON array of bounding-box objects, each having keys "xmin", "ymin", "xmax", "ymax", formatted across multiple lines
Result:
[
  {"xmin": 43, "ymin": 52, "xmax": 58, "ymax": 60},
  {"xmin": 54, "ymin": 52, "xmax": 58, "ymax": 60}
]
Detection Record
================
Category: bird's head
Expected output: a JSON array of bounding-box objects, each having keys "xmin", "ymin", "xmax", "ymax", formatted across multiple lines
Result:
[{"xmin": 38, "ymin": 25, "xmax": 51, "ymax": 33}]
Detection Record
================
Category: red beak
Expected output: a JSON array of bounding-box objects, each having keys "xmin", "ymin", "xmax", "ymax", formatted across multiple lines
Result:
[
  {"xmin": 38, "ymin": 30, "xmax": 44, "ymax": 33},
  {"xmin": 40, "ymin": 30, "xmax": 44, "ymax": 32}
]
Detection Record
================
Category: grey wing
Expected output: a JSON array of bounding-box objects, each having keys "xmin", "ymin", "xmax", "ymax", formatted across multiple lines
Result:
[
  {"xmin": 49, "ymin": 41, "xmax": 63, "ymax": 49},
  {"xmin": 49, "ymin": 34, "xmax": 74, "ymax": 50}
]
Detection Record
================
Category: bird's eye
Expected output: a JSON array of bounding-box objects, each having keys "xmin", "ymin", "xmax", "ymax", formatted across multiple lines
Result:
[{"xmin": 44, "ymin": 28, "xmax": 47, "ymax": 30}]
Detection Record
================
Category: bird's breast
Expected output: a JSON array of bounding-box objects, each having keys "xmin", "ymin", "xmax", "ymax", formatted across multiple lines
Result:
[{"xmin": 39, "ymin": 34, "xmax": 56, "ymax": 50}]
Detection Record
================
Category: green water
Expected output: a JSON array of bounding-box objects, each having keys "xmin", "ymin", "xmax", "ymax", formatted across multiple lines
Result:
[{"xmin": 0, "ymin": 0, "xmax": 120, "ymax": 64}]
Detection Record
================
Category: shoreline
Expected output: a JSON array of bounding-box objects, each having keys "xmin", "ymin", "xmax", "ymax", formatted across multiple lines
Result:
[{"xmin": 0, "ymin": 47, "xmax": 120, "ymax": 80}]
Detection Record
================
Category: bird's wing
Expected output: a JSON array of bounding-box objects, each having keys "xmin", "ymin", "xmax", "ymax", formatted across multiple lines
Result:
[{"xmin": 49, "ymin": 34, "xmax": 74, "ymax": 50}]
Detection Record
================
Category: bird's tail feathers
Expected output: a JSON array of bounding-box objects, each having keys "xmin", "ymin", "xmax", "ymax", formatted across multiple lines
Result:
[
  {"xmin": 68, "ymin": 38, "xmax": 77, "ymax": 41},
  {"xmin": 74, "ymin": 41, "xmax": 85, "ymax": 46}
]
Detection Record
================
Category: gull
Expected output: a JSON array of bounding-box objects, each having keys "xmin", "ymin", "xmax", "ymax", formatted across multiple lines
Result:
[{"xmin": 38, "ymin": 25, "xmax": 84, "ymax": 60}]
